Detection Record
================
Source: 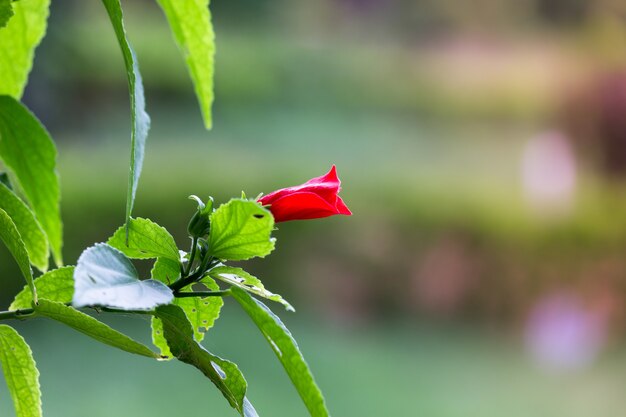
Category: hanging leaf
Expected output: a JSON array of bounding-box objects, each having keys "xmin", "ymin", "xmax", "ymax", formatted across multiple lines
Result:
[
  {"xmin": 231, "ymin": 288, "xmax": 330, "ymax": 417},
  {"xmin": 0, "ymin": 325, "xmax": 42, "ymax": 417},
  {"xmin": 152, "ymin": 277, "xmax": 222, "ymax": 358},
  {"xmin": 108, "ymin": 217, "xmax": 180, "ymax": 261},
  {"xmin": 155, "ymin": 304, "xmax": 258, "ymax": 416},
  {"xmin": 0, "ymin": 208, "xmax": 35, "ymax": 302},
  {"xmin": 73, "ymin": 243, "xmax": 173, "ymax": 310},
  {"xmin": 0, "ymin": 96, "xmax": 62, "ymax": 266},
  {"xmin": 35, "ymin": 299, "xmax": 158, "ymax": 358},
  {"xmin": 155, "ymin": 0, "xmax": 215, "ymax": 129},
  {"xmin": 101, "ymin": 0, "xmax": 150, "ymax": 234},
  {"xmin": 0, "ymin": 182, "xmax": 49, "ymax": 272},
  {"xmin": 209, "ymin": 199, "xmax": 275, "ymax": 261},
  {"xmin": 0, "ymin": 0, "xmax": 50, "ymax": 97},
  {"xmin": 11, "ymin": 266, "xmax": 74, "ymax": 310},
  {"xmin": 207, "ymin": 265, "xmax": 293, "ymax": 311}
]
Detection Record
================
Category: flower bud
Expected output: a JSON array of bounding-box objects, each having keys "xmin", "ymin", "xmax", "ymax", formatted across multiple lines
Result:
[{"xmin": 187, "ymin": 195, "xmax": 214, "ymax": 238}]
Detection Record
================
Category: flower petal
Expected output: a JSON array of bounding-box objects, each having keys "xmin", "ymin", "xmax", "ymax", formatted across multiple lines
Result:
[
  {"xmin": 335, "ymin": 195, "xmax": 352, "ymax": 216},
  {"xmin": 266, "ymin": 192, "xmax": 340, "ymax": 222},
  {"xmin": 258, "ymin": 165, "xmax": 351, "ymax": 222}
]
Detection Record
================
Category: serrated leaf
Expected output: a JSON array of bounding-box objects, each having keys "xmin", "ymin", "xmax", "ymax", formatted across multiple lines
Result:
[
  {"xmin": 101, "ymin": 0, "xmax": 150, "ymax": 233},
  {"xmin": 150, "ymin": 257, "xmax": 181, "ymax": 285},
  {"xmin": 0, "ymin": 96, "xmax": 62, "ymax": 265},
  {"xmin": 108, "ymin": 217, "xmax": 179, "ymax": 261},
  {"xmin": 35, "ymin": 299, "xmax": 158, "ymax": 358},
  {"xmin": 150, "ymin": 316, "xmax": 171, "ymax": 358},
  {"xmin": 0, "ymin": 208, "xmax": 35, "ymax": 302},
  {"xmin": 155, "ymin": 304, "xmax": 258, "ymax": 416},
  {"xmin": 10, "ymin": 266, "xmax": 74, "ymax": 310},
  {"xmin": 0, "ymin": 182, "xmax": 48, "ymax": 272},
  {"xmin": 73, "ymin": 243, "xmax": 173, "ymax": 310},
  {"xmin": 0, "ymin": 325, "xmax": 41, "ymax": 417},
  {"xmin": 0, "ymin": 0, "xmax": 13, "ymax": 28},
  {"xmin": 0, "ymin": 0, "xmax": 49, "ymax": 97},
  {"xmin": 207, "ymin": 265, "xmax": 293, "ymax": 311},
  {"xmin": 152, "ymin": 277, "xmax": 223, "ymax": 358},
  {"xmin": 155, "ymin": 0, "xmax": 215, "ymax": 129},
  {"xmin": 209, "ymin": 199, "xmax": 275, "ymax": 261},
  {"xmin": 231, "ymin": 288, "xmax": 329, "ymax": 417}
]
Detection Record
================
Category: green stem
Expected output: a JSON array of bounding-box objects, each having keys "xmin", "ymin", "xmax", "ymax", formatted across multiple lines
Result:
[
  {"xmin": 0, "ymin": 308, "xmax": 37, "ymax": 320},
  {"xmin": 174, "ymin": 290, "xmax": 231, "ymax": 298},
  {"xmin": 169, "ymin": 255, "xmax": 215, "ymax": 292}
]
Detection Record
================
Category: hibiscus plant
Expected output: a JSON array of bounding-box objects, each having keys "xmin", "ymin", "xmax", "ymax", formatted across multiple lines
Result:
[{"xmin": 0, "ymin": 1, "xmax": 350, "ymax": 417}]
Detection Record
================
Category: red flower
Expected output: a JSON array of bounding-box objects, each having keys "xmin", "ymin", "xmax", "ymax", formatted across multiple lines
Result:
[{"xmin": 258, "ymin": 165, "xmax": 352, "ymax": 222}]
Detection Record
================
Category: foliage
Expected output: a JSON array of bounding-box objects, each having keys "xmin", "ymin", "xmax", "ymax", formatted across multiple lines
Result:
[{"xmin": 0, "ymin": 0, "xmax": 350, "ymax": 416}]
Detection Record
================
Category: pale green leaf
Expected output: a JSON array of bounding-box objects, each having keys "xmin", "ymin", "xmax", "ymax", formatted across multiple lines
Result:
[
  {"xmin": 155, "ymin": 304, "xmax": 257, "ymax": 416},
  {"xmin": 0, "ymin": 0, "xmax": 13, "ymax": 28},
  {"xmin": 101, "ymin": 0, "xmax": 150, "ymax": 232},
  {"xmin": 73, "ymin": 243, "xmax": 173, "ymax": 310},
  {"xmin": 155, "ymin": 0, "xmax": 215, "ymax": 129},
  {"xmin": 0, "ymin": 0, "xmax": 50, "ymax": 97},
  {"xmin": 231, "ymin": 287, "xmax": 330, "ymax": 417},
  {"xmin": 209, "ymin": 199, "xmax": 275, "ymax": 261},
  {"xmin": 152, "ymin": 277, "xmax": 222, "ymax": 358},
  {"xmin": 207, "ymin": 265, "xmax": 293, "ymax": 311},
  {"xmin": 0, "ymin": 325, "xmax": 41, "ymax": 417},
  {"xmin": 149, "ymin": 257, "xmax": 183, "ymax": 357},
  {"xmin": 150, "ymin": 316, "xmax": 170, "ymax": 358},
  {"xmin": 35, "ymin": 299, "xmax": 158, "ymax": 358},
  {"xmin": 0, "ymin": 96, "xmax": 62, "ymax": 265},
  {"xmin": 0, "ymin": 182, "xmax": 48, "ymax": 272},
  {"xmin": 108, "ymin": 217, "xmax": 179, "ymax": 261},
  {"xmin": 0, "ymin": 208, "xmax": 35, "ymax": 301},
  {"xmin": 150, "ymin": 257, "xmax": 181, "ymax": 285},
  {"xmin": 10, "ymin": 266, "xmax": 74, "ymax": 310}
]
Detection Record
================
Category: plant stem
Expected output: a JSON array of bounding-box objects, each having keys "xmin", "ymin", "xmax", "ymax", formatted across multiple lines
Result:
[
  {"xmin": 174, "ymin": 290, "xmax": 231, "ymax": 298},
  {"xmin": 0, "ymin": 308, "xmax": 37, "ymax": 320},
  {"xmin": 169, "ymin": 255, "xmax": 215, "ymax": 292}
]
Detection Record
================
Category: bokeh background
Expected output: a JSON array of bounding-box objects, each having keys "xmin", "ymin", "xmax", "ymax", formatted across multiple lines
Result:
[{"xmin": 3, "ymin": 0, "xmax": 626, "ymax": 415}]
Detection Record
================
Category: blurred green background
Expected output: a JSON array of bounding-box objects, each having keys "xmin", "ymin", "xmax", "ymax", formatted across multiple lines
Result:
[{"xmin": 4, "ymin": 0, "xmax": 626, "ymax": 415}]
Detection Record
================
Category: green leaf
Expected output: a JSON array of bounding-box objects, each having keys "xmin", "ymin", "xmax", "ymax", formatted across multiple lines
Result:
[
  {"xmin": 150, "ymin": 316, "xmax": 171, "ymax": 358},
  {"xmin": 155, "ymin": 304, "xmax": 258, "ymax": 416},
  {"xmin": 231, "ymin": 287, "xmax": 330, "ymax": 417},
  {"xmin": 0, "ymin": 182, "xmax": 48, "ymax": 272},
  {"xmin": 152, "ymin": 277, "xmax": 223, "ymax": 358},
  {"xmin": 0, "ymin": 0, "xmax": 13, "ymax": 28},
  {"xmin": 108, "ymin": 217, "xmax": 180, "ymax": 261},
  {"xmin": 0, "ymin": 325, "xmax": 41, "ymax": 417},
  {"xmin": 73, "ymin": 243, "xmax": 173, "ymax": 310},
  {"xmin": 35, "ymin": 299, "xmax": 158, "ymax": 358},
  {"xmin": 101, "ymin": 0, "xmax": 150, "ymax": 233},
  {"xmin": 207, "ymin": 265, "xmax": 293, "ymax": 311},
  {"xmin": 150, "ymin": 257, "xmax": 181, "ymax": 285},
  {"xmin": 155, "ymin": 0, "xmax": 215, "ymax": 129},
  {"xmin": 0, "ymin": 96, "xmax": 62, "ymax": 265},
  {"xmin": 0, "ymin": 208, "xmax": 35, "ymax": 302},
  {"xmin": 10, "ymin": 266, "xmax": 74, "ymax": 310},
  {"xmin": 209, "ymin": 199, "xmax": 275, "ymax": 261},
  {"xmin": 0, "ymin": 0, "xmax": 49, "ymax": 97}
]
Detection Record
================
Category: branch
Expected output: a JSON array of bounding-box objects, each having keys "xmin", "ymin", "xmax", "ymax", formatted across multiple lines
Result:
[{"xmin": 173, "ymin": 290, "xmax": 231, "ymax": 298}]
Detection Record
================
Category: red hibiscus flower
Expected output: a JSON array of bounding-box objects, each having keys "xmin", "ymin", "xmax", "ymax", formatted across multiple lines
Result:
[{"xmin": 258, "ymin": 165, "xmax": 352, "ymax": 222}]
